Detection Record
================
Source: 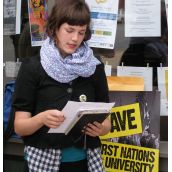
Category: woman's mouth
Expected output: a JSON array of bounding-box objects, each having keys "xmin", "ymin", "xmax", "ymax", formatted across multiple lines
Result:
[{"xmin": 67, "ymin": 44, "xmax": 77, "ymax": 49}]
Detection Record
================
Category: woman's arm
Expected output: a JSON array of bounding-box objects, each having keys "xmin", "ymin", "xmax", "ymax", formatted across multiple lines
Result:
[
  {"xmin": 14, "ymin": 110, "xmax": 65, "ymax": 136},
  {"xmin": 92, "ymin": 62, "xmax": 109, "ymax": 102}
]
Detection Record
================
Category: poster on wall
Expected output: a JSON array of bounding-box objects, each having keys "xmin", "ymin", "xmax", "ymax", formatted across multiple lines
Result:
[
  {"xmin": 100, "ymin": 91, "xmax": 160, "ymax": 172},
  {"xmin": 3, "ymin": 0, "xmax": 16, "ymax": 35},
  {"xmin": 28, "ymin": 0, "xmax": 48, "ymax": 46},
  {"xmin": 85, "ymin": 0, "xmax": 119, "ymax": 49},
  {"xmin": 165, "ymin": 0, "xmax": 168, "ymax": 23},
  {"xmin": 117, "ymin": 66, "xmax": 153, "ymax": 91},
  {"xmin": 16, "ymin": 0, "xmax": 22, "ymax": 34},
  {"xmin": 157, "ymin": 67, "xmax": 168, "ymax": 116},
  {"xmin": 125, "ymin": 0, "xmax": 161, "ymax": 37}
]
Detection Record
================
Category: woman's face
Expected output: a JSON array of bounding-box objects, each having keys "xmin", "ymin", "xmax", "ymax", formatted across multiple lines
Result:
[{"xmin": 55, "ymin": 23, "xmax": 87, "ymax": 57}]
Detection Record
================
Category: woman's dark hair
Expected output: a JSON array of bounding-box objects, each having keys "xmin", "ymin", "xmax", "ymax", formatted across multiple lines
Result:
[{"xmin": 46, "ymin": 0, "xmax": 91, "ymax": 41}]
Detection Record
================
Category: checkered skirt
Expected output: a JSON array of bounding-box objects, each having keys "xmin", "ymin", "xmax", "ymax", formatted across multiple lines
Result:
[{"xmin": 24, "ymin": 146, "xmax": 105, "ymax": 172}]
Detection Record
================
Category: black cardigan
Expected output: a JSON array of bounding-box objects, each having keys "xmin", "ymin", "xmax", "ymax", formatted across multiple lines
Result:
[{"xmin": 12, "ymin": 56, "xmax": 109, "ymax": 149}]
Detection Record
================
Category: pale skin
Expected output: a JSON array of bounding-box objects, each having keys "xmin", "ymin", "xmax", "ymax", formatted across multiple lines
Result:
[{"xmin": 14, "ymin": 23, "xmax": 111, "ymax": 137}]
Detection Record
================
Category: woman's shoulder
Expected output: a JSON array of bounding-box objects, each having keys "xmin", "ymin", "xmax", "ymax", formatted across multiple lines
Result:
[
  {"xmin": 21, "ymin": 55, "xmax": 42, "ymax": 71},
  {"xmin": 21, "ymin": 55, "xmax": 41, "ymax": 65},
  {"xmin": 19, "ymin": 55, "xmax": 42, "ymax": 77}
]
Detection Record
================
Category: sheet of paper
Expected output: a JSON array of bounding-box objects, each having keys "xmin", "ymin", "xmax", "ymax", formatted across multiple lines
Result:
[
  {"xmin": 3, "ymin": 0, "xmax": 16, "ymax": 35},
  {"xmin": 157, "ymin": 67, "xmax": 168, "ymax": 116},
  {"xmin": 117, "ymin": 66, "xmax": 153, "ymax": 91},
  {"xmin": 48, "ymin": 101, "xmax": 115, "ymax": 133},
  {"xmin": 125, "ymin": 0, "xmax": 161, "ymax": 37},
  {"xmin": 85, "ymin": 0, "xmax": 119, "ymax": 49},
  {"xmin": 105, "ymin": 64, "xmax": 112, "ymax": 76},
  {"xmin": 165, "ymin": 0, "xmax": 168, "ymax": 23},
  {"xmin": 16, "ymin": 0, "xmax": 21, "ymax": 34}
]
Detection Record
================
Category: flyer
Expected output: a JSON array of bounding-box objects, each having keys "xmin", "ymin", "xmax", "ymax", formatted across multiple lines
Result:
[
  {"xmin": 157, "ymin": 67, "xmax": 168, "ymax": 116},
  {"xmin": 85, "ymin": 0, "xmax": 118, "ymax": 49},
  {"xmin": 165, "ymin": 0, "xmax": 168, "ymax": 23},
  {"xmin": 125, "ymin": 0, "xmax": 161, "ymax": 37},
  {"xmin": 3, "ymin": 0, "xmax": 16, "ymax": 35},
  {"xmin": 117, "ymin": 66, "xmax": 153, "ymax": 91}
]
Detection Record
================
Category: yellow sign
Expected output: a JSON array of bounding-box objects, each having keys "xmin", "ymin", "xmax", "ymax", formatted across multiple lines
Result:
[
  {"xmin": 101, "ymin": 141, "xmax": 159, "ymax": 172},
  {"xmin": 100, "ymin": 103, "xmax": 142, "ymax": 139}
]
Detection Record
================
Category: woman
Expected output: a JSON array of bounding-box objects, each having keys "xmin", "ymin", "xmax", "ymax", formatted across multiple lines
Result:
[{"xmin": 13, "ymin": 0, "xmax": 111, "ymax": 171}]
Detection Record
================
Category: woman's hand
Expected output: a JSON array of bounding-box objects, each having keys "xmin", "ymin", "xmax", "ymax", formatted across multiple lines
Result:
[
  {"xmin": 40, "ymin": 109, "xmax": 65, "ymax": 128},
  {"xmin": 83, "ymin": 118, "xmax": 111, "ymax": 137},
  {"xmin": 14, "ymin": 109, "xmax": 65, "ymax": 136}
]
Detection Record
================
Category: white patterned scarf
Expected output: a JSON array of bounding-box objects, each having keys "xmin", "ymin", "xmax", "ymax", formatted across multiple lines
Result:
[{"xmin": 40, "ymin": 37, "xmax": 100, "ymax": 83}]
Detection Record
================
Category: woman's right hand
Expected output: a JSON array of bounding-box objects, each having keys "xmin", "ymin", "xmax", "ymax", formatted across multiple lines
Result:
[
  {"xmin": 14, "ymin": 110, "xmax": 65, "ymax": 136},
  {"xmin": 40, "ymin": 109, "xmax": 65, "ymax": 128}
]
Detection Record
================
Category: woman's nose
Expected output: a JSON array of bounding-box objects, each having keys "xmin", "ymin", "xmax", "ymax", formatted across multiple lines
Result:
[{"xmin": 72, "ymin": 33, "xmax": 79, "ymax": 41}]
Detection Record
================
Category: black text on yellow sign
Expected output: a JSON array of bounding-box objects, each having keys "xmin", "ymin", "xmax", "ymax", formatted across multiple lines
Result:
[
  {"xmin": 101, "ymin": 141, "xmax": 159, "ymax": 172},
  {"xmin": 100, "ymin": 103, "xmax": 142, "ymax": 139}
]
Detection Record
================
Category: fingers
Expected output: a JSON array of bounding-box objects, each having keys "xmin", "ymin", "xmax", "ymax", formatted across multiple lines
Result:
[
  {"xmin": 49, "ymin": 110, "xmax": 65, "ymax": 119},
  {"xmin": 46, "ymin": 120, "xmax": 64, "ymax": 128},
  {"xmin": 48, "ymin": 113, "xmax": 65, "ymax": 123},
  {"xmin": 43, "ymin": 110, "xmax": 65, "ymax": 128},
  {"xmin": 84, "ymin": 122, "xmax": 103, "ymax": 137}
]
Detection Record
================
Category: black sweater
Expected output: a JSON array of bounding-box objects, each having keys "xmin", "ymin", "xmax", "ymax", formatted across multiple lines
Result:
[{"xmin": 12, "ymin": 56, "xmax": 109, "ymax": 149}]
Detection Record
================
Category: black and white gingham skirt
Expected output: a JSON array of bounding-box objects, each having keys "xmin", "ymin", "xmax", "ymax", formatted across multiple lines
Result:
[{"xmin": 24, "ymin": 146, "xmax": 105, "ymax": 172}]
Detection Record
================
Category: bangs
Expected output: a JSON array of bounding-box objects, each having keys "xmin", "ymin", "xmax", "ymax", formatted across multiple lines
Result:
[
  {"xmin": 61, "ymin": 2, "xmax": 90, "ymax": 26},
  {"xmin": 66, "ymin": 11, "xmax": 90, "ymax": 26}
]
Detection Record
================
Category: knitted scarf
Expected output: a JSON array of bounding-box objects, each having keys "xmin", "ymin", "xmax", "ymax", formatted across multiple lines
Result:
[{"xmin": 40, "ymin": 37, "xmax": 100, "ymax": 83}]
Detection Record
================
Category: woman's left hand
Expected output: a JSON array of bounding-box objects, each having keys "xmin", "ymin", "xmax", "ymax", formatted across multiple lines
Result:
[
  {"xmin": 83, "ymin": 122, "xmax": 103, "ymax": 137},
  {"xmin": 83, "ymin": 118, "xmax": 111, "ymax": 137}
]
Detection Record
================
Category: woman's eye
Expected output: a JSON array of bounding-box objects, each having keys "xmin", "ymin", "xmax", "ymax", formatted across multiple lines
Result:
[
  {"xmin": 79, "ymin": 32, "xmax": 85, "ymax": 36},
  {"xmin": 66, "ymin": 29, "xmax": 73, "ymax": 33},
  {"xmin": 66, "ymin": 29, "xmax": 85, "ymax": 36}
]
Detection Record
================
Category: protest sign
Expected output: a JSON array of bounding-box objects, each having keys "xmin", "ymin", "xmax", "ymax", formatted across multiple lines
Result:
[
  {"xmin": 101, "ymin": 141, "xmax": 159, "ymax": 172},
  {"xmin": 101, "ymin": 103, "xmax": 142, "ymax": 139},
  {"xmin": 100, "ymin": 91, "xmax": 160, "ymax": 172}
]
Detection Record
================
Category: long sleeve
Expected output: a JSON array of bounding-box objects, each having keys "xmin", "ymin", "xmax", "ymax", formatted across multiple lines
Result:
[
  {"xmin": 92, "ymin": 63, "xmax": 109, "ymax": 103},
  {"xmin": 12, "ymin": 56, "xmax": 40, "ymax": 113}
]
